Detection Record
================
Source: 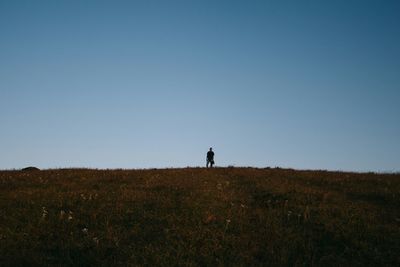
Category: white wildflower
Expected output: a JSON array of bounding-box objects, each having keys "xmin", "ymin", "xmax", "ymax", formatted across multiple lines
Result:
[
  {"xmin": 68, "ymin": 211, "xmax": 73, "ymax": 221},
  {"xmin": 42, "ymin": 207, "xmax": 48, "ymax": 219},
  {"xmin": 287, "ymin": 211, "xmax": 293, "ymax": 218}
]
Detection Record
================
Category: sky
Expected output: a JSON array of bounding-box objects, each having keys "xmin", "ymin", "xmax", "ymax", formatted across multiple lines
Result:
[{"xmin": 0, "ymin": 0, "xmax": 399, "ymax": 171}]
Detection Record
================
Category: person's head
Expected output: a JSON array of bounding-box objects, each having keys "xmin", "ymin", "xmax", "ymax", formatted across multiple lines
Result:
[{"xmin": 209, "ymin": 147, "xmax": 213, "ymax": 151}]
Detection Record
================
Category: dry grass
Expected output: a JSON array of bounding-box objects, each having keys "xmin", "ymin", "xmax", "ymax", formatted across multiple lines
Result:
[{"xmin": 0, "ymin": 167, "xmax": 399, "ymax": 266}]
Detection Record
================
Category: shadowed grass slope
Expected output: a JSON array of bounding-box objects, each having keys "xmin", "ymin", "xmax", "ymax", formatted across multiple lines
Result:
[{"xmin": 0, "ymin": 168, "xmax": 399, "ymax": 266}]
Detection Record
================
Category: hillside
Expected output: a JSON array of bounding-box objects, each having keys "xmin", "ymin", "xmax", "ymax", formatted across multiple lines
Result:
[{"xmin": 0, "ymin": 167, "xmax": 399, "ymax": 266}]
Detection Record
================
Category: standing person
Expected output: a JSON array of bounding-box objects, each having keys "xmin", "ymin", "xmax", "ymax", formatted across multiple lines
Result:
[{"xmin": 206, "ymin": 147, "xmax": 215, "ymax": 168}]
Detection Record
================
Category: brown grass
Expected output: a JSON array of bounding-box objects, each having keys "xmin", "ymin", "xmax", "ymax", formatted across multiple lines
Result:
[{"xmin": 0, "ymin": 167, "xmax": 399, "ymax": 266}]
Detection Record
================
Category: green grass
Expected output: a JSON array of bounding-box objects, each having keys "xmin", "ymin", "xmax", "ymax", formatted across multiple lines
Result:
[{"xmin": 0, "ymin": 168, "xmax": 399, "ymax": 266}]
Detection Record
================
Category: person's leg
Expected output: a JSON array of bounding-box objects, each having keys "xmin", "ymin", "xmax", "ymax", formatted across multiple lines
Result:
[{"xmin": 206, "ymin": 160, "xmax": 209, "ymax": 168}]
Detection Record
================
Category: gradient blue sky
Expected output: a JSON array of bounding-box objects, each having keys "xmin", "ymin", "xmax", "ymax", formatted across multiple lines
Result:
[{"xmin": 1, "ymin": 0, "xmax": 399, "ymax": 171}]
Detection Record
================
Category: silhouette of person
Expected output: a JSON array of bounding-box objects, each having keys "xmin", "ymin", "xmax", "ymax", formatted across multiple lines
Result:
[{"xmin": 206, "ymin": 147, "xmax": 215, "ymax": 168}]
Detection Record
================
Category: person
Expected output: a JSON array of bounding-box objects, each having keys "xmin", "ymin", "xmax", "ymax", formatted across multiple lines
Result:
[{"xmin": 206, "ymin": 147, "xmax": 215, "ymax": 168}]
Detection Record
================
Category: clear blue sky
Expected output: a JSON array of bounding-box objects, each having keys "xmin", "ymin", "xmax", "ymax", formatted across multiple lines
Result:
[{"xmin": 1, "ymin": 0, "xmax": 399, "ymax": 171}]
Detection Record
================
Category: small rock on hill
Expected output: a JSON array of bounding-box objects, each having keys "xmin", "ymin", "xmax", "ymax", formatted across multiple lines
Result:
[{"xmin": 21, "ymin": 166, "xmax": 40, "ymax": 171}]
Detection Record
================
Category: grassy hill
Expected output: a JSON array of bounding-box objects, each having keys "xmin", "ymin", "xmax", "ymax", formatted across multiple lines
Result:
[{"xmin": 0, "ymin": 167, "xmax": 399, "ymax": 266}]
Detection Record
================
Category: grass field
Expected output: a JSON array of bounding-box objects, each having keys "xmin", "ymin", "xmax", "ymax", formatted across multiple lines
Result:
[{"xmin": 0, "ymin": 167, "xmax": 399, "ymax": 266}]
